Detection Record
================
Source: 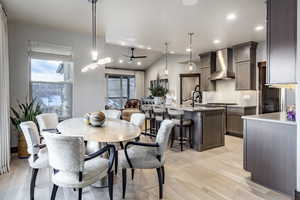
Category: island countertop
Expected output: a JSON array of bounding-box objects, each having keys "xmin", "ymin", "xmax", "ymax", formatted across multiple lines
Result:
[
  {"xmin": 166, "ymin": 104, "xmax": 225, "ymax": 112},
  {"xmin": 242, "ymin": 112, "xmax": 296, "ymax": 126}
]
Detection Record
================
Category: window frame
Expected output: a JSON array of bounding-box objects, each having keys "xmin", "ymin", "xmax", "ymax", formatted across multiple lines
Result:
[
  {"xmin": 106, "ymin": 74, "xmax": 136, "ymax": 109},
  {"xmin": 29, "ymin": 57, "xmax": 74, "ymax": 119}
]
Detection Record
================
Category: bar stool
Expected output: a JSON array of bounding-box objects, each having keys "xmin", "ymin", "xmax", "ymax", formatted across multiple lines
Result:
[
  {"xmin": 167, "ymin": 108, "xmax": 193, "ymax": 151},
  {"xmin": 153, "ymin": 105, "xmax": 167, "ymax": 134},
  {"xmin": 141, "ymin": 104, "xmax": 156, "ymax": 137}
]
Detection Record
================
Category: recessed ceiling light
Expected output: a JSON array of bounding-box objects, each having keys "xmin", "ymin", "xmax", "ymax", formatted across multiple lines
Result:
[
  {"xmin": 169, "ymin": 51, "xmax": 175, "ymax": 54},
  {"xmin": 226, "ymin": 13, "xmax": 236, "ymax": 21},
  {"xmin": 147, "ymin": 46, "xmax": 152, "ymax": 50},
  {"xmin": 213, "ymin": 39, "xmax": 221, "ymax": 44},
  {"xmin": 119, "ymin": 59, "xmax": 124, "ymax": 63},
  {"xmin": 186, "ymin": 48, "xmax": 192, "ymax": 52},
  {"xmin": 121, "ymin": 42, "xmax": 126, "ymax": 46},
  {"xmin": 137, "ymin": 62, "xmax": 142, "ymax": 66},
  {"xmin": 255, "ymin": 25, "xmax": 264, "ymax": 31},
  {"xmin": 138, "ymin": 45, "xmax": 144, "ymax": 49}
]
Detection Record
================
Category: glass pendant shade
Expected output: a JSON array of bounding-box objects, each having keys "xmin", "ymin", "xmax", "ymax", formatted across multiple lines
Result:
[
  {"xmin": 187, "ymin": 62, "xmax": 196, "ymax": 71},
  {"xmin": 164, "ymin": 69, "xmax": 168, "ymax": 75}
]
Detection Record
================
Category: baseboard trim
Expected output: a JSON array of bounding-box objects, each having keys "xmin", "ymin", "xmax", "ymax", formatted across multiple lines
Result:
[
  {"xmin": 10, "ymin": 147, "xmax": 17, "ymax": 153},
  {"xmin": 226, "ymin": 132, "xmax": 243, "ymax": 138},
  {"xmin": 295, "ymin": 190, "xmax": 300, "ymax": 200}
]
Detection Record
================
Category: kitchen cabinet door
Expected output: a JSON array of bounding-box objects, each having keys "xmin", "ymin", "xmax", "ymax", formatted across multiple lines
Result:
[
  {"xmin": 202, "ymin": 111, "xmax": 225, "ymax": 149},
  {"xmin": 235, "ymin": 61, "xmax": 256, "ymax": 90},
  {"xmin": 227, "ymin": 113, "xmax": 243, "ymax": 136},
  {"xmin": 200, "ymin": 67, "xmax": 215, "ymax": 91},
  {"xmin": 267, "ymin": 0, "xmax": 297, "ymax": 84}
]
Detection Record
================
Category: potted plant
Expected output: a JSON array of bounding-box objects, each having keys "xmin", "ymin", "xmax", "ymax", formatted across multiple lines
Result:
[
  {"xmin": 149, "ymin": 77, "xmax": 168, "ymax": 105},
  {"xmin": 10, "ymin": 99, "xmax": 42, "ymax": 158}
]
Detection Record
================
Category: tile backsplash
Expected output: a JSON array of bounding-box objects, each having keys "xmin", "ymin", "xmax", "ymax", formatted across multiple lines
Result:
[{"xmin": 202, "ymin": 79, "xmax": 258, "ymax": 106}]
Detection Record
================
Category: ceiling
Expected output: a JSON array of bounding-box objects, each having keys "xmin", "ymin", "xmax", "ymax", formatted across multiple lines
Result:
[{"xmin": 1, "ymin": 0, "xmax": 266, "ymax": 69}]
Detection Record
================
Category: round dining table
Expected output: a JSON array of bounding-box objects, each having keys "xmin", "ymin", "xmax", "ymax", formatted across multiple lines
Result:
[
  {"xmin": 57, "ymin": 117, "xmax": 141, "ymax": 187},
  {"xmin": 57, "ymin": 117, "xmax": 141, "ymax": 143}
]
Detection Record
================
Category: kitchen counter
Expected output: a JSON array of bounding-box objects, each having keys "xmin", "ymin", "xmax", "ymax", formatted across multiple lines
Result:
[
  {"xmin": 242, "ymin": 112, "xmax": 296, "ymax": 126},
  {"xmin": 156, "ymin": 104, "xmax": 225, "ymax": 151},
  {"xmin": 166, "ymin": 104, "xmax": 225, "ymax": 112},
  {"xmin": 227, "ymin": 105, "xmax": 257, "ymax": 108}
]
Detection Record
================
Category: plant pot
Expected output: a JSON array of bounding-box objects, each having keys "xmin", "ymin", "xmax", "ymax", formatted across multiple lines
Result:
[
  {"xmin": 154, "ymin": 96, "xmax": 164, "ymax": 105},
  {"xmin": 18, "ymin": 132, "xmax": 29, "ymax": 159}
]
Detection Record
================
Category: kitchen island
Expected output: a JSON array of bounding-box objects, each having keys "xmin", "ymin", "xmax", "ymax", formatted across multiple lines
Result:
[
  {"xmin": 242, "ymin": 112, "xmax": 296, "ymax": 196},
  {"xmin": 166, "ymin": 104, "xmax": 226, "ymax": 151}
]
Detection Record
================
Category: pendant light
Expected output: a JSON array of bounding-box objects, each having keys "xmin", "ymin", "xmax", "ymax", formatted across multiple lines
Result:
[
  {"xmin": 186, "ymin": 33, "xmax": 196, "ymax": 71},
  {"xmin": 81, "ymin": 0, "xmax": 111, "ymax": 73},
  {"xmin": 164, "ymin": 42, "xmax": 169, "ymax": 75}
]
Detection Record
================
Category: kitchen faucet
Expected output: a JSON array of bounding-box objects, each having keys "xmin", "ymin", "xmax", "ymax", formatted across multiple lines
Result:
[{"xmin": 192, "ymin": 85, "xmax": 202, "ymax": 107}]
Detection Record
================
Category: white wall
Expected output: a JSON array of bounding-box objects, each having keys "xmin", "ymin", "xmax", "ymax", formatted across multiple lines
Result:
[{"xmin": 8, "ymin": 22, "xmax": 106, "ymax": 146}]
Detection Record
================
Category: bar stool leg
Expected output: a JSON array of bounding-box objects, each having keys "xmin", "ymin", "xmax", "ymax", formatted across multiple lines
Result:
[
  {"xmin": 189, "ymin": 126, "xmax": 193, "ymax": 148},
  {"xmin": 144, "ymin": 119, "xmax": 148, "ymax": 135},
  {"xmin": 170, "ymin": 127, "xmax": 175, "ymax": 148},
  {"xmin": 180, "ymin": 126, "xmax": 183, "ymax": 151}
]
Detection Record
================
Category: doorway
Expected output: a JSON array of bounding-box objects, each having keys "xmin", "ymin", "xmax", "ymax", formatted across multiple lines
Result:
[{"xmin": 258, "ymin": 62, "xmax": 281, "ymax": 114}]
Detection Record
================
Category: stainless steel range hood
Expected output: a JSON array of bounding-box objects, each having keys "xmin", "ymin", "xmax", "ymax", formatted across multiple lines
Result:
[{"xmin": 210, "ymin": 48, "xmax": 235, "ymax": 80}]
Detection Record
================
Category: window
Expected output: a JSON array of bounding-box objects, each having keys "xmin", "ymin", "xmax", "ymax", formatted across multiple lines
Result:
[
  {"xmin": 30, "ymin": 58, "xmax": 73, "ymax": 119},
  {"xmin": 106, "ymin": 75, "xmax": 136, "ymax": 109}
]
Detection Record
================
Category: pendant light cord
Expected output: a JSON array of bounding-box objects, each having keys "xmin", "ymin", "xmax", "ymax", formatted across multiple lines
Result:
[
  {"xmin": 92, "ymin": 1, "xmax": 97, "ymax": 51},
  {"xmin": 165, "ymin": 42, "xmax": 168, "ymax": 71},
  {"xmin": 189, "ymin": 33, "xmax": 194, "ymax": 63}
]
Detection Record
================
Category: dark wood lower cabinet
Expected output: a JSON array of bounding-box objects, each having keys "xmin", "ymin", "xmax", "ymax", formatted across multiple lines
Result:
[
  {"xmin": 226, "ymin": 106, "xmax": 256, "ymax": 137},
  {"xmin": 191, "ymin": 110, "xmax": 225, "ymax": 151},
  {"xmin": 201, "ymin": 111, "xmax": 225, "ymax": 150},
  {"xmin": 243, "ymin": 119, "xmax": 296, "ymax": 196}
]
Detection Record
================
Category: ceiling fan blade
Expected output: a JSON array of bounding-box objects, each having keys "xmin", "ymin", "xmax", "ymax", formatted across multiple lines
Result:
[{"xmin": 133, "ymin": 56, "xmax": 147, "ymax": 59}]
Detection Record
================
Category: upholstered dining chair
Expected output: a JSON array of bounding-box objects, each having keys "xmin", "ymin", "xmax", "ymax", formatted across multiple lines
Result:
[
  {"xmin": 43, "ymin": 133, "xmax": 115, "ymax": 200},
  {"xmin": 102, "ymin": 109, "xmax": 122, "ymax": 120},
  {"xmin": 120, "ymin": 120, "xmax": 175, "ymax": 199},
  {"xmin": 36, "ymin": 113, "xmax": 59, "ymax": 135},
  {"xmin": 130, "ymin": 113, "xmax": 146, "ymax": 130},
  {"xmin": 20, "ymin": 121, "xmax": 49, "ymax": 200}
]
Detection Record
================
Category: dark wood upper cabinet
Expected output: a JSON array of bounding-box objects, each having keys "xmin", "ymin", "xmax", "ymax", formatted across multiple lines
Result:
[
  {"xmin": 199, "ymin": 52, "xmax": 216, "ymax": 91},
  {"xmin": 233, "ymin": 42, "xmax": 257, "ymax": 90},
  {"xmin": 267, "ymin": 0, "xmax": 297, "ymax": 84}
]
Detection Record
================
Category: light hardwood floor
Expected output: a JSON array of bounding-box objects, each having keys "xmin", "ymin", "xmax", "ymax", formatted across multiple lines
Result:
[{"xmin": 0, "ymin": 136, "xmax": 291, "ymax": 200}]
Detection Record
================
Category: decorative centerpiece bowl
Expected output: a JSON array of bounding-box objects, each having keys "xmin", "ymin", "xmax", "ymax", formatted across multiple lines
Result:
[{"xmin": 88, "ymin": 112, "xmax": 106, "ymax": 127}]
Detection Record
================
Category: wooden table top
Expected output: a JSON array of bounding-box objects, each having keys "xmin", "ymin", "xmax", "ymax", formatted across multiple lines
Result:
[{"xmin": 57, "ymin": 118, "xmax": 141, "ymax": 143}]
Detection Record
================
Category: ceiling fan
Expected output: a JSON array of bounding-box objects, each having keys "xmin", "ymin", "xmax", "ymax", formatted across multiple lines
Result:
[{"xmin": 123, "ymin": 48, "xmax": 147, "ymax": 62}]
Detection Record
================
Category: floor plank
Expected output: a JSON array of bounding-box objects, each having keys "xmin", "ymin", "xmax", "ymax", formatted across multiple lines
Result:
[{"xmin": 0, "ymin": 136, "xmax": 291, "ymax": 200}]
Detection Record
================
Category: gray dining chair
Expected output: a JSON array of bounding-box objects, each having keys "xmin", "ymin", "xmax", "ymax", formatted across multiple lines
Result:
[
  {"xmin": 119, "ymin": 119, "xmax": 175, "ymax": 199},
  {"xmin": 20, "ymin": 121, "xmax": 49, "ymax": 200},
  {"xmin": 43, "ymin": 133, "xmax": 115, "ymax": 200}
]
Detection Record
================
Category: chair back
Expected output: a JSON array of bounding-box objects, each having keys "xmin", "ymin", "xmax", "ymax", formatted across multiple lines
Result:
[
  {"xmin": 36, "ymin": 113, "xmax": 59, "ymax": 131},
  {"xmin": 20, "ymin": 121, "xmax": 41, "ymax": 155},
  {"xmin": 102, "ymin": 110, "xmax": 121, "ymax": 119},
  {"xmin": 43, "ymin": 133, "xmax": 85, "ymax": 172},
  {"xmin": 124, "ymin": 99, "xmax": 141, "ymax": 109},
  {"xmin": 130, "ymin": 113, "xmax": 145, "ymax": 129},
  {"xmin": 155, "ymin": 120, "xmax": 175, "ymax": 158}
]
